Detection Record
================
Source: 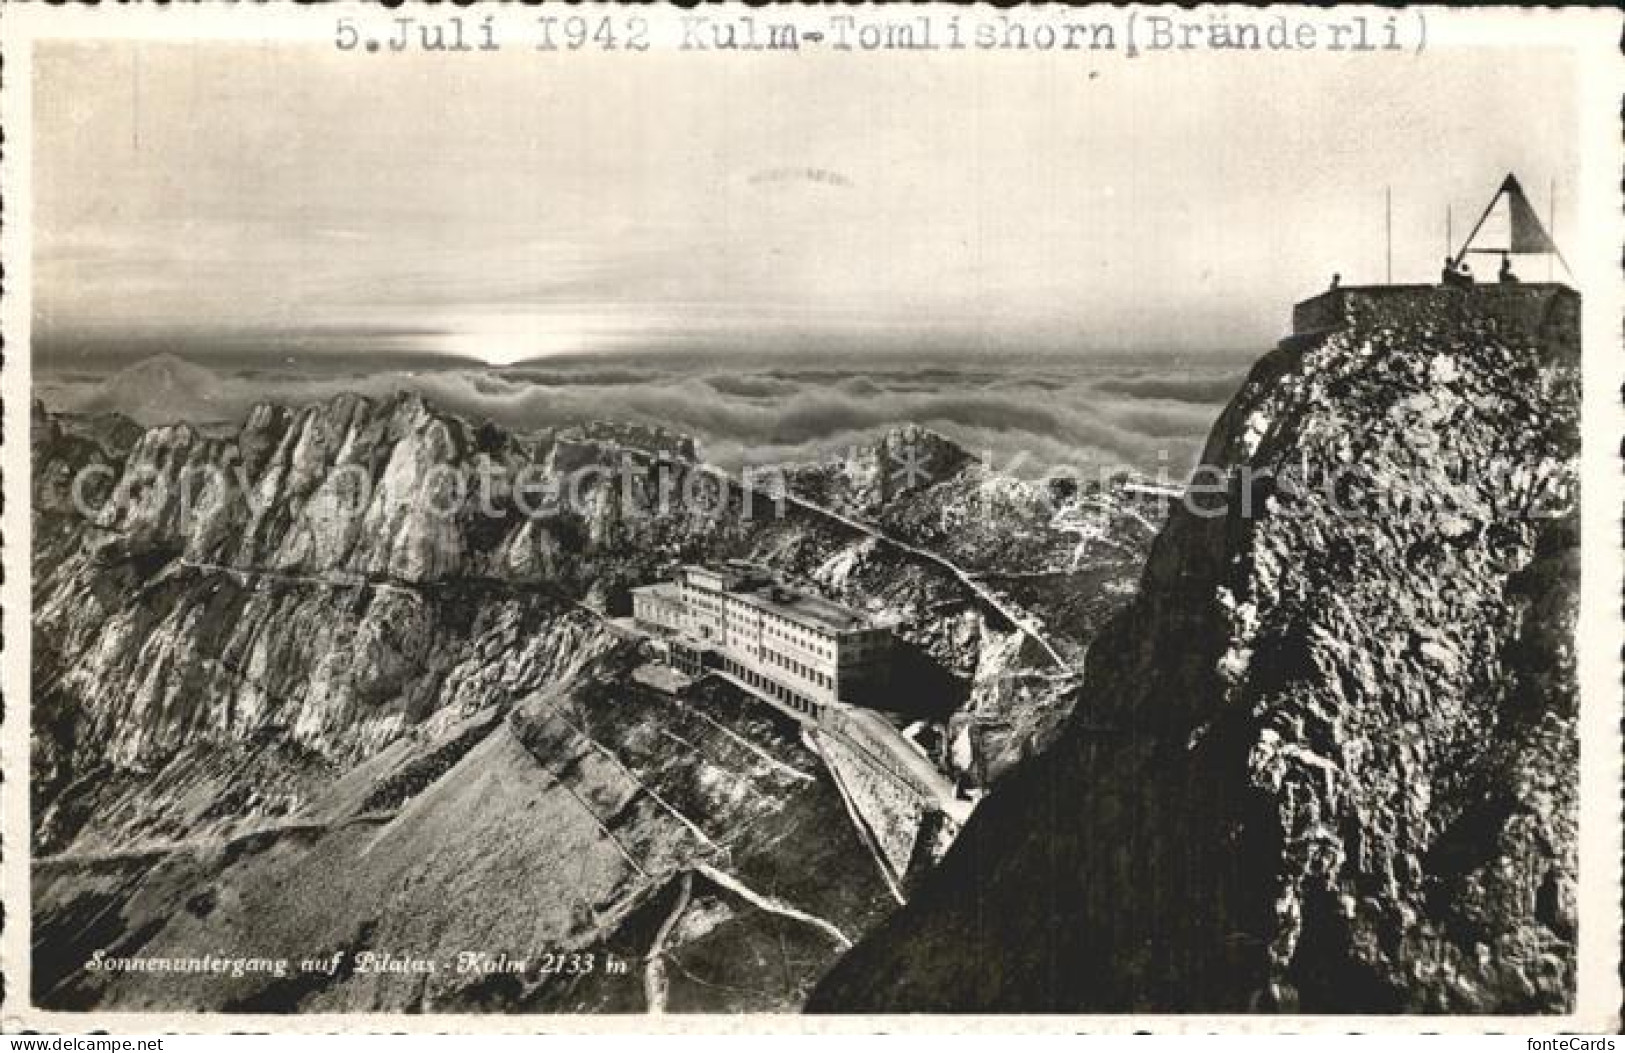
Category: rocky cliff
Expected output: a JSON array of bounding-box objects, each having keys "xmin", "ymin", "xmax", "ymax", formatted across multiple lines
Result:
[
  {"xmin": 34, "ymin": 391, "xmax": 1153, "ymax": 814},
  {"xmin": 31, "ymin": 386, "xmax": 1155, "ymax": 1011},
  {"xmin": 810, "ymin": 285, "xmax": 1581, "ymax": 1013}
]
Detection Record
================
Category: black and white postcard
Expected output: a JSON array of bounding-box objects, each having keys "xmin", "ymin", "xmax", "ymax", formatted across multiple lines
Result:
[{"xmin": 2, "ymin": 3, "xmax": 1620, "ymax": 1033}]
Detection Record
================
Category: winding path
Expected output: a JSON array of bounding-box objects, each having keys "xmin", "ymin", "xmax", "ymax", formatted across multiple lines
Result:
[
  {"xmin": 643, "ymin": 870, "xmax": 693, "ymax": 1014},
  {"xmin": 175, "ymin": 444, "xmax": 1074, "ymax": 672},
  {"xmin": 775, "ymin": 489, "xmax": 1072, "ymax": 670},
  {"xmin": 695, "ymin": 864, "xmax": 852, "ymax": 950},
  {"xmin": 626, "ymin": 448, "xmax": 1075, "ymax": 670},
  {"xmin": 36, "ymin": 810, "xmax": 397, "ymax": 868}
]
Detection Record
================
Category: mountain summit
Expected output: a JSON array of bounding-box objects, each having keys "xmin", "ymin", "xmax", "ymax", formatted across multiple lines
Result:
[{"xmin": 811, "ymin": 285, "xmax": 1581, "ymax": 1013}]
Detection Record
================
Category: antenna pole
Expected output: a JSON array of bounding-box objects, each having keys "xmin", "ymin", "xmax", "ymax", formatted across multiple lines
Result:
[
  {"xmin": 131, "ymin": 51, "xmax": 140, "ymax": 152},
  {"xmin": 1548, "ymin": 178, "xmax": 1555, "ymax": 281},
  {"xmin": 1446, "ymin": 204, "xmax": 1452, "ymax": 262},
  {"xmin": 1385, "ymin": 186, "xmax": 1392, "ymax": 284}
]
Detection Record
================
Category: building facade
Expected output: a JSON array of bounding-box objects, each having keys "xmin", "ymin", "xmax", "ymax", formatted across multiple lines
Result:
[
  {"xmin": 630, "ymin": 581, "xmax": 685, "ymax": 632},
  {"xmin": 630, "ymin": 562, "xmax": 893, "ymax": 713}
]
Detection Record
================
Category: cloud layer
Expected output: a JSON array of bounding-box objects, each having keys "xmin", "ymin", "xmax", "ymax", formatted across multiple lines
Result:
[{"xmin": 40, "ymin": 353, "xmax": 1248, "ymax": 480}]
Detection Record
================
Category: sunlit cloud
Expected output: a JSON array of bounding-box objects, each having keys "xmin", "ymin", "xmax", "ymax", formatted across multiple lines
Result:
[{"xmin": 424, "ymin": 311, "xmax": 624, "ymax": 365}]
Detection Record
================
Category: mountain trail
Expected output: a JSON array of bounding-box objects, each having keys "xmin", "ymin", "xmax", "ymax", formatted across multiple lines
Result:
[{"xmin": 643, "ymin": 870, "xmax": 694, "ymax": 1014}]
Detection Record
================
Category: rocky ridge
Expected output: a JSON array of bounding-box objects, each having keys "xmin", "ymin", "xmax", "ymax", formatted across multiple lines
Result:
[
  {"xmin": 30, "ymin": 386, "xmax": 1158, "ymax": 1011},
  {"xmin": 810, "ymin": 286, "xmax": 1582, "ymax": 1013}
]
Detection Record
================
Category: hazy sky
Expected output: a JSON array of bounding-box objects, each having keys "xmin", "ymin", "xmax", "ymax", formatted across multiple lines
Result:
[{"xmin": 33, "ymin": 40, "xmax": 1579, "ymax": 365}]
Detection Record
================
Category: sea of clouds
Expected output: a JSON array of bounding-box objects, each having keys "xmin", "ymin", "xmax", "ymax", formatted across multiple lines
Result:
[{"xmin": 36, "ymin": 351, "xmax": 1251, "ymax": 480}]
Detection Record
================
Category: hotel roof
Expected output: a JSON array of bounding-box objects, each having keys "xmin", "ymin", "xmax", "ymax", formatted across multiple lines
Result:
[
  {"xmin": 631, "ymin": 581, "xmax": 683, "ymax": 600},
  {"xmin": 676, "ymin": 563, "xmax": 878, "ymax": 634},
  {"xmin": 728, "ymin": 582, "xmax": 875, "ymax": 634}
]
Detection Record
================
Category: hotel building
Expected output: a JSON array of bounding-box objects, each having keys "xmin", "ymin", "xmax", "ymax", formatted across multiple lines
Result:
[{"xmin": 631, "ymin": 563, "xmax": 893, "ymax": 714}]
